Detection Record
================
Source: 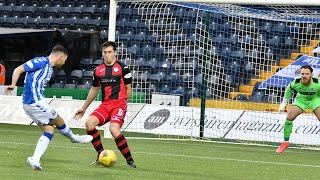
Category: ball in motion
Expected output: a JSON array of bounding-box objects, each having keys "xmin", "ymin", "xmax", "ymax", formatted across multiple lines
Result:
[{"xmin": 98, "ymin": 150, "xmax": 117, "ymax": 167}]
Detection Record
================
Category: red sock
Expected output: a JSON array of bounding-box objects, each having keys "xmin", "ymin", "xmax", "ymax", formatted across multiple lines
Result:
[
  {"xmin": 115, "ymin": 134, "xmax": 133, "ymax": 161},
  {"xmin": 87, "ymin": 128, "xmax": 104, "ymax": 154}
]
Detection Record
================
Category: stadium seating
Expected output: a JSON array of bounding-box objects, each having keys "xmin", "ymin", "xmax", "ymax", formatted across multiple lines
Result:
[{"xmin": 4, "ymin": 1, "xmax": 318, "ymax": 105}]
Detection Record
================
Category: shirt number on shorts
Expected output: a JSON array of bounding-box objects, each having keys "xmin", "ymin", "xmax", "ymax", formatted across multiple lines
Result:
[{"xmin": 117, "ymin": 109, "xmax": 123, "ymax": 117}]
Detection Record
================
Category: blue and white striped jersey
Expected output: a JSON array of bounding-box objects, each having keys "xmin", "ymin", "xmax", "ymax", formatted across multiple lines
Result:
[{"xmin": 22, "ymin": 57, "xmax": 53, "ymax": 104}]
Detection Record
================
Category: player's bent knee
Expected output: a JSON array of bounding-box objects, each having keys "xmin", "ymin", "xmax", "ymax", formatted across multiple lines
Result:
[
  {"xmin": 109, "ymin": 123, "xmax": 121, "ymax": 136},
  {"xmin": 85, "ymin": 116, "xmax": 100, "ymax": 129}
]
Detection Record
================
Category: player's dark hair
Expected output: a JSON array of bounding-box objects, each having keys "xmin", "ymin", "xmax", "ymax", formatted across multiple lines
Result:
[
  {"xmin": 51, "ymin": 45, "xmax": 68, "ymax": 55},
  {"xmin": 101, "ymin": 41, "xmax": 117, "ymax": 51},
  {"xmin": 301, "ymin": 65, "xmax": 313, "ymax": 73}
]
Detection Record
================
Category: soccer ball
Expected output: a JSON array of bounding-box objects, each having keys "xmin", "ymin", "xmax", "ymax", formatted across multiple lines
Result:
[{"xmin": 98, "ymin": 150, "xmax": 117, "ymax": 167}]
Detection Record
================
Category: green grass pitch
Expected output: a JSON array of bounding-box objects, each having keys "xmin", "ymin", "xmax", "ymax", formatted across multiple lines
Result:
[{"xmin": 1, "ymin": 123, "xmax": 320, "ymax": 180}]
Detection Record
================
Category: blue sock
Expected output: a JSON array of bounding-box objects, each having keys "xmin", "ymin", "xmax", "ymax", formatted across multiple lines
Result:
[{"xmin": 57, "ymin": 124, "xmax": 75, "ymax": 139}]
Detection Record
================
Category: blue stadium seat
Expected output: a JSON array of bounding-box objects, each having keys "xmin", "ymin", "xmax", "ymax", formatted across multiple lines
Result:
[
  {"xmin": 64, "ymin": 84, "xmax": 76, "ymax": 89},
  {"xmin": 141, "ymin": 44, "xmax": 153, "ymax": 55},
  {"xmin": 161, "ymin": 84, "xmax": 171, "ymax": 94},
  {"xmin": 255, "ymin": 34, "xmax": 267, "ymax": 45},
  {"xmin": 127, "ymin": 44, "xmax": 139, "ymax": 55},
  {"xmin": 76, "ymin": 84, "xmax": 88, "ymax": 90},
  {"xmin": 173, "ymin": 8, "xmax": 185, "ymax": 18},
  {"xmin": 135, "ymin": 70, "xmax": 150, "ymax": 82},
  {"xmin": 131, "ymin": 32, "xmax": 145, "ymax": 42},
  {"xmin": 212, "ymin": 34, "xmax": 225, "ymax": 45},
  {"xmin": 165, "ymin": 71, "xmax": 182, "ymax": 83},
  {"xmin": 82, "ymin": 71, "xmax": 93, "ymax": 78},
  {"xmin": 272, "ymin": 22, "xmax": 286, "ymax": 32},
  {"xmin": 267, "ymin": 35, "xmax": 280, "ymax": 47},
  {"xmin": 224, "ymin": 74, "xmax": 234, "ymax": 85},
  {"xmin": 286, "ymin": 23, "xmax": 299, "ymax": 33},
  {"xmin": 284, "ymin": 36, "xmax": 295, "ymax": 48},
  {"xmin": 100, "ymin": 30, "xmax": 108, "ymax": 40},
  {"xmin": 260, "ymin": 21, "xmax": 272, "ymax": 33},
  {"xmin": 40, "ymin": 0, "xmax": 51, "ymax": 7},
  {"xmin": 80, "ymin": 58, "xmax": 93, "ymax": 69},
  {"xmin": 51, "ymin": 83, "xmax": 64, "ymax": 88},
  {"xmin": 187, "ymin": 86, "xmax": 200, "ymax": 97},
  {"xmin": 93, "ymin": 59, "xmax": 103, "ymax": 65},
  {"xmin": 220, "ymin": 21, "xmax": 231, "ymax": 32},
  {"xmin": 249, "ymin": 91, "xmax": 265, "ymax": 102},
  {"xmin": 149, "ymin": 71, "xmax": 166, "ymax": 82},
  {"xmin": 157, "ymin": 59, "xmax": 171, "ymax": 71},
  {"xmin": 182, "ymin": 72, "xmax": 193, "ymax": 82},
  {"xmin": 147, "ymin": 83, "xmax": 159, "ymax": 93},
  {"xmin": 116, "ymin": 18, "xmax": 127, "ymax": 29},
  {"xmin": 119, "ymin": 31, "xmax": 132, "ymax": 41},
  {"xmin": 70, "ymin": 70, "xmax": 83, "ymax": 79},
  {"xmin": 12, "ymin": 5, "xmax": 26, "ymax": 13},
  {"xmin": 81, "ymin": 77, "xmax": 93, "ymax": 89},
  {"xmin": 231, "ymin": 50, "xmax": 244, "ymax": 60},
  {"xmin": 194, "ymin": 73, "xmax": 203, "ymax": 85},
  {"xmin": 209, "ymin": 73, "xmax": 220, "ymax": 85},
  {"xmin": 172, "ymin": 59, "xmax": 183, "ymax": 70},
  {"xmin": 235, "ymin": 94, "xmax": 247, "ymax": 101},
  {"xmin": 29, "ymin": 0, "xmax": 40, "ymax": 6},
  {"xmin": 55, "ymin": 76, "xmax": 66, "ymax": 85},
  {"xmin": 88, "ymin": 1, "xmax": 99, "ymax": 8},
  {"xmin": 244, "ymin": 61, "xmax": 253, "ymax": 73},
  {"xmin": 56, "ymin": 69, "xmax": 66, "ymax": 77},
  {"xmin": 267, "ymin": 92, "xmax": 280, "ymax": 103},
  {"xmin": 52, "ymin": 0, "xmax": 64, "ymax": 7},
  {"xmin": 172, "ymin": 85, "xmax": 185, "ymax": 95},
  {"xmin": 205, "ymin": 88, "xmax": 213, "ymax": 99},
  {"xmin": 240, "ymin": 34, "xmax": 252, "ymax": 44},
  {"xmin": 220, "ymin": 47, "xmax": 232, "ymax": 58},
  {"xmin": 229, "ymin": 61, "xmax": 241, "ymax": 75}
]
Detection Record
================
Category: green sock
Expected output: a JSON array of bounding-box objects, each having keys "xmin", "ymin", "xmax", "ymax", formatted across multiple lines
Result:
[{"xmin": 284, "ymin": 119, "xmax": 293, "ymax": 141}]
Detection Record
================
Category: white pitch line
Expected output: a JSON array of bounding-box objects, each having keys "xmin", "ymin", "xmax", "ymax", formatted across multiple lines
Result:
[
  {"xmin": 0, "ymin": 141, "xmax": 319, "ymax": 168},
  {"xmin": 2, "ymin": 128, "xmax": 320, "ymax": 155},
  {"xmin": 134, "ymin": 151, "xmax": 320, "ymax": 168}
]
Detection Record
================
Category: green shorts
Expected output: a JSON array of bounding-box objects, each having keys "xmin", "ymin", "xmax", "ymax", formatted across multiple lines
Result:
[{"xmin": 293, "ymin": 97, "xmax": 320, "ymax": 111}]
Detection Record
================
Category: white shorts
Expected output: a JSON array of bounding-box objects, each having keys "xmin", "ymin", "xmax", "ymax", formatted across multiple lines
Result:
[{"xmin": 23, "ymin": 103, "xmax": 58, "ymax": 126}]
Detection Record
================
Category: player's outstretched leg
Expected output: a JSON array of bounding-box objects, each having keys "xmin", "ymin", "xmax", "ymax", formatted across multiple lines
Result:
[{"xmin": 57, "ymin": 123, "xmax": 93, "ymax": 143}]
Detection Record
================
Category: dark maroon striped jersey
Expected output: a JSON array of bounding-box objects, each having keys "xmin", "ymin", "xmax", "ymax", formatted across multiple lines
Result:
[{"xmin": 93, "ymin": 61, "xmax": 132, "ymax": 101}]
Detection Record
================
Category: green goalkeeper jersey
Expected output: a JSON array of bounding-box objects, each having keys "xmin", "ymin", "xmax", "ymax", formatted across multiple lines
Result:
[{"xmin": 284, "ymin": 78, "xmax": 320, "ymax": 101}]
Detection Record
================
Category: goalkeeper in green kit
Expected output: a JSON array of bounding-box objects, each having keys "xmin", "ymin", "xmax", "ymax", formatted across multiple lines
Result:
[{"xmin": 277, "ymin": 65, "xmax": 320, "ymax": 153}]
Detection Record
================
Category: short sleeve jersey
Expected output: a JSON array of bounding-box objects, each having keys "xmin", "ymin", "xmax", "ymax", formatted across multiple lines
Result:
[
  {"xmin": 284, "ymin": 78, "xmax": 320, "ymax": 101},
  {"xmin": 22, "ymin": 57, "xmax": 53, "ymax": 104},
  {"xmin": 93, "ymin": 61, "xmax": 132, "ymax": 101}
]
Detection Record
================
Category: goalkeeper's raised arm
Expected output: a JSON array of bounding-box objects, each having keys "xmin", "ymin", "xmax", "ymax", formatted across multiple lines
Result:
[
  {"xmin": 277, "ymin": 65, "xmax": 320, "ymax": 154},
  {"xmin": 278, "ymin": 81, "xmax": 295, "ymax": 112}
]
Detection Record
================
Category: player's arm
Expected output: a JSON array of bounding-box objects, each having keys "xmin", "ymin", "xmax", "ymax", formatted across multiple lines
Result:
[
  {"xmin": 82, "ymin": 86, "xmax": 100, "ymax": 110},
  {"xmin": 74, "ymin": 69, "xmax": 100, "ymax": 120},
  {"xmin": 123, "ymin": 65, "xmax": 132, "ymax": 101},
  {"xmin": 5, "ymin": 65, "xmax": 25, "ymax": 94},
  {"xmin": 279, "ymin": 80, "xmax": 295, "ymax": 111},
  {"xmin": 125, "ymin": 84, "xmax": 131, "ymax": 101}
]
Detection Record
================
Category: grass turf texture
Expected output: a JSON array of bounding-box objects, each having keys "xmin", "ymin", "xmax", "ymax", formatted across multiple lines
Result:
[{"xmin": 1, "ymin": 123, "xmax": 320, "ymax": 180}]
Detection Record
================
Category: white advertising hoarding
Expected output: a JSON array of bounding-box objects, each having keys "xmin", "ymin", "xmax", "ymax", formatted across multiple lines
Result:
[{"xmin": 126, "ymin": 104, "xmax": 320, "ymax": 146}]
